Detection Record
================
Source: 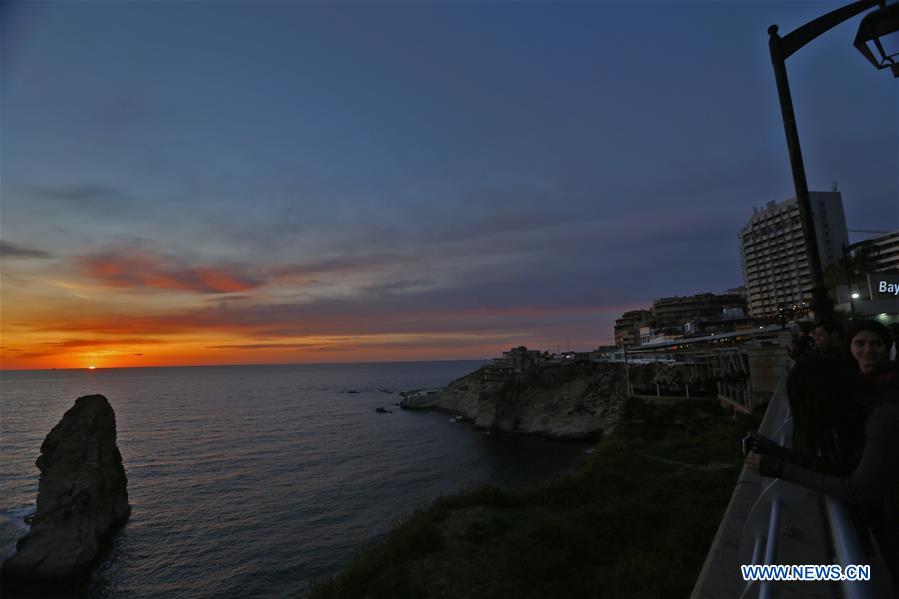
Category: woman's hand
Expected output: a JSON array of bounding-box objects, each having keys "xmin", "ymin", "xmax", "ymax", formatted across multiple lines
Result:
[
  {"xmin": 745, "ymin": 451, "xmax": 762, "ymax": 474},
  {"xmin": 745, "ymin": 432, "xmax": 780, "ymax": 455}
]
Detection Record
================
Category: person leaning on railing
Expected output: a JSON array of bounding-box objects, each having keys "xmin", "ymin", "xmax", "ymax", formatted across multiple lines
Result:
[{"xmin": 744, "ymin": 357, "xmax": 899, "ymax": 587}]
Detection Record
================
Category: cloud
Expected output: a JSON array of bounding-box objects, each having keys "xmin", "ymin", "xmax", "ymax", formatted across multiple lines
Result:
[
  {"xmin": 206, "ymin": 342, "xmax": 325, "ymax": 350},
  {"xmin": 203, "ymin": 294, "xmax": 255, "ymax": 303},
  {"xmin": 361, "ymin": 279, "xmax": 433, "ymax": 296},
  {"xmin": 77, "ymin": 246, "xmax": 420, "ymax": 296},
  {"xmin": 42, "ymin": 338, "xmax": 166, "ymax": 349},
  {"xmin": 19, "ymin": 182, "xmax": 131, "ymax": 209},
  {"xmin": 27, "ymin": 213, "xmax": 736, "ymax": 353},
  {"xmin": 34, "ymin": 290, "xmax": 626, "ymax": 341},
  {"xmin": 12, "ymin": 351, "xmax": 54, "ymax": 359},
  {"xmin": 79, "ymin": 248, "xmax": 264, "ymax": 294},
  {"xmin": 0, "ymin": 240, "xmax": 52, "ymax": 259},
  {"xmin": 269, "ymin": 253, "xmax": 415, "ymax": 280}
]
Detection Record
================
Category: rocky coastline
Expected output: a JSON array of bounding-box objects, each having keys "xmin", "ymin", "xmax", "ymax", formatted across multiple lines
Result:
[
  {"xmin": 400, "ymin": 362, "xmax": 629, "ymax": 439},
  {"xmin": 313, "ymin": 381, "xmax": 756, "ymax": 599}
]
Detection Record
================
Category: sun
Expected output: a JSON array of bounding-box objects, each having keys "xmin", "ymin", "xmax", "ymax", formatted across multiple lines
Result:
[{"xmin": 88, "ymin": 365, "xmax": 96, "ymax": 370}]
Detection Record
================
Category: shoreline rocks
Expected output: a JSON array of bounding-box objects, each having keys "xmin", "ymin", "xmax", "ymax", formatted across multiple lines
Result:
[
  {"xmin": 400, "ymin": 363, "xmax": 629, "ymax": 439},
  {"xmin": 1, "ymin": 394, "xmax": 131, "ymax": 583}
]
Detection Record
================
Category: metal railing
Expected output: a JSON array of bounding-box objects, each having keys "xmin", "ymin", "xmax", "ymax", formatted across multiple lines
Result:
[
  {"xmin": 824, "ymin": 497, "xmax": 877, "ymax": 599},
  {"xmin": 740, "ymin": 413, "xmax": 803, "ymax": 599},
  {"xmin": 739, "ymin": 378, "xmax": 878, "ymax": 599}
]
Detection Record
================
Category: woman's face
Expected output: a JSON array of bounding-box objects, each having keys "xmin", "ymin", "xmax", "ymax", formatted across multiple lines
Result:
[{"xmin": 850, "ymin": 331, "xmax": 889, "ymax": 374}]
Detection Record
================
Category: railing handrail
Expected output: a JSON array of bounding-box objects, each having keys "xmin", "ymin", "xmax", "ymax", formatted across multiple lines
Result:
[
  {"xmin": 742, "ymin": 373, "xmax": 880, "ymax": 599},
  {"xmin": 825, "ymin": 498, "xmax": 877, "ymax": 598},
  {"xmin": 691, "ymin": 372, "xmax": 893, "ymax": 598},
  {"xmin": 743, "ymin": 380, "xmax": 793, "ymax": 599}
]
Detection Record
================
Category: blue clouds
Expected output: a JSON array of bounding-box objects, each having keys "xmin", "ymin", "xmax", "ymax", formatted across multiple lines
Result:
[{"xmin": 0, "ymin": 241, "xmax": 52, "ymax": 259}]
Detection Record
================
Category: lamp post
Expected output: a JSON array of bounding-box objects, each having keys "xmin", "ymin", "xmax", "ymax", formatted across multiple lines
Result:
[{"xmin": 767, "ymin": 0, "xmax": 898, "ymax": 323}]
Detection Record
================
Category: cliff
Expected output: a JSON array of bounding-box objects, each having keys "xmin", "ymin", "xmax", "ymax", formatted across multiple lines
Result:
[
  {"xmin": 311, "ymin": 394, "xmax": 758, "ymax": 599},
  {"xmin": 401, "ymin": 362, "xmax": 628, "ymax": 438},
  {"xmin": 1, "ymin": 394, "xmax": 131, "ymax": 583}
]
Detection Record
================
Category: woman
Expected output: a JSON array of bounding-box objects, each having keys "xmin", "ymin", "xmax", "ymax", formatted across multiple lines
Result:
[
  {"xmin": 849, "ymin": 321, "xmax": 898, "ymax": 389},
  {"xmin": 746, "ymin": 358, "xmax": 866, "ymax": 474},
  {"xmin": 745, "ymin": 358, "xmax": 899, "ymax": 584}
]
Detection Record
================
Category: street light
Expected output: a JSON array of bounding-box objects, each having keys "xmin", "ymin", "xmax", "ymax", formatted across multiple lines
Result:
[
  {"xmin": 767, "ymin": 0, "xmax": 899, "ymax": 323},
  {"xmin": 855, "ymin": 2, "xmax": 899, "ymax": 74}
]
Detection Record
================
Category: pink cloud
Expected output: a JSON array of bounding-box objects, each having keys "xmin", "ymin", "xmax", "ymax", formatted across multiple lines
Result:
[{"xmin": 79, "ymin": 249, "xmax": 263, "ymax": 294}]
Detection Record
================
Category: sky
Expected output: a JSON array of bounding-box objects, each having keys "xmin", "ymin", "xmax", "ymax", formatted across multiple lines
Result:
[{"xmin": 1, "ymin": 0, "xmax": 896, "ymax": 370}]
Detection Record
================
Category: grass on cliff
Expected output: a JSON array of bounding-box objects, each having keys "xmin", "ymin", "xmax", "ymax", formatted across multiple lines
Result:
[{"xmin": 308, "ymin": 397, "xmax": 761, "ymax": 599}]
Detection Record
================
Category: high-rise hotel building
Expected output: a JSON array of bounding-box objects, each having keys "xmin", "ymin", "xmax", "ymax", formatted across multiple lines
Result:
[{"xmin": 739, "ymin": 191, "xmax": 848, "ymax": 318}]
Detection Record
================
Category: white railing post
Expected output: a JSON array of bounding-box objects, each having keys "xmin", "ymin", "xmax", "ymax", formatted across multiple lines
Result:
[
  {"xmin": 824, "ymin": 497, "xmax": 876, "ymax": 599},
  {"xmin": 758, "ymin": 498, "xmax": 781, "ymax": 599}
]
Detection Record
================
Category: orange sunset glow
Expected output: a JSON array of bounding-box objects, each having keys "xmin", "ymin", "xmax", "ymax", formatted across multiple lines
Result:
[
  {"xmin": 0, "ymin": 330, "xmax": 514, "ymax": 370},
  {"xmin": 0, "ymin": 243, "xmax": 636, "ymax": 370},
  {"xmin": 0, "ymin": 262, "xmax": 630, "ymax": 371},
  {"xmin": 0, "ymin": 283, "xmax": 631, "ymax": 371},
  {"xmin": 0, "ymin": 302, "xmax": 613, "ymax": 370}
]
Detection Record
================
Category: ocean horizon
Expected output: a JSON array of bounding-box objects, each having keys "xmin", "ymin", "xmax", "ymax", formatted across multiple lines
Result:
[
  {"xmin": 0, "ymin": 357, "xmax": 494, "ymax": 373},
  {"xmin": 1, "ymin": 361, "xmax": 594, "ymax": 598}
]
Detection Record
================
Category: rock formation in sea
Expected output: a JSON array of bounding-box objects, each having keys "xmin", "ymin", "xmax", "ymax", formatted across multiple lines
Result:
[
  {"xmin": 400, "ymin": 363, "xmax": 629, "ymax": 438},
  {"xmin": 1, "ymin": 394, "xmax": 131, "ymax": 582}
]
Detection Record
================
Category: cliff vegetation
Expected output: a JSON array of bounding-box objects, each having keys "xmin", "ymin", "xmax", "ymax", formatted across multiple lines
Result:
[{"xmin": 309, "ymin": 395, "xmax": 760, "ymax": 598}]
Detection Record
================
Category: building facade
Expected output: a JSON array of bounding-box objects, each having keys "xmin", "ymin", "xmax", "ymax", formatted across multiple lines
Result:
[
  {"xmin": 848, "ymin": 229, "xmax": 899, "ymax": 274},
  {"xmin": 833, "ymin": 230, "xmax": 899, "ymax": 324},
  {"xmin": 651, "ymin": 293, "xmax": 747, "ymax": 330},
  {"xmin": 739, "ymin": 192, "xmax": 848, "ymax": 318},
  {"xmin": 614, "ymin": 309, "xmax": 652, "ymax": 347},
  {"xmin": 482, "ymin": 346, "xmax": 547, "ymax": 382}
]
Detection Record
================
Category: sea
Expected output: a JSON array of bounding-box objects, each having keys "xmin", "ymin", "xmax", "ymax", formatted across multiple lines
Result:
[{"xmin": 0, "ymin": 361, "xmax": 594, "ymax": 598}]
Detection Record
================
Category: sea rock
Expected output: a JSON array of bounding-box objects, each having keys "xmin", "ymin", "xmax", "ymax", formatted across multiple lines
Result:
[
  {"xmin": 400, "ymin": 363, "xmax": 630, "ymax": 439},
  {"xmin": 1, "ymin": 394, "xmax": 131, "ymax": 582}
]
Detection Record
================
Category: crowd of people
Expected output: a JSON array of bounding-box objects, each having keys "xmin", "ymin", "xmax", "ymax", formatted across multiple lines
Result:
[{"xmin": 743, "ymin": 319, "xmax": 899, "ymax": 585}]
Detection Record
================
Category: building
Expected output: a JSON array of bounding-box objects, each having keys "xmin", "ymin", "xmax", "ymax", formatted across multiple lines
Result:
[
  {"xmin": 639, "ymin": 326, "xmax": 681, "ymax": 345},
  {"xmin": 847, "ymin": 229, "xmax": 899, "ymax": 274},
  {"xmin": 500, "ymin": 346, "xmax": 545, "ymax": 370},
  {"xmin": 834, "ymin": 230, "xmax": 899, "ymax": 324},
  {"xmin": 615, "ymin": 292, "xmax": 748, "ymax": 348},
  {"xmin": 482, "ymin": 346, "xmax": 546, "ymax": 381},
  {"xmin": 739, "ymin": 191, "xmax": 848, "ymax": 318},
  {"xmin": 614, "ymin": 309, "xmax": 652, "ymax": 347},
  {"xmin": 651, "ymin": 293, "xmax": 747, "ymax": 330}
]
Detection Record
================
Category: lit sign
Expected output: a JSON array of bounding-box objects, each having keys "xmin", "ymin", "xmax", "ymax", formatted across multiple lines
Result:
[{"xmin": 868, "ymin": 273, "xmax": 899, "ymax": 300}]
